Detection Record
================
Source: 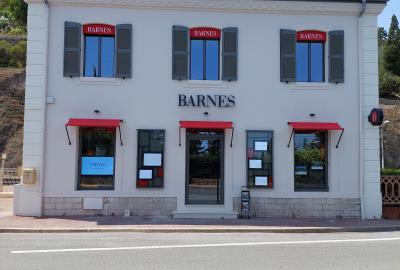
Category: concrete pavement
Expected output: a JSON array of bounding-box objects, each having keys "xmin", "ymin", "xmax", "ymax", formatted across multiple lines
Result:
[{"xmin": 2, "ymin": 231, "xmax": 400, "ymax": 269}]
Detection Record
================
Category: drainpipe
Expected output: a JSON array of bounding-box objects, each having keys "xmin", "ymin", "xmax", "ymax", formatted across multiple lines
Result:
[
  {"xmin": 358, "ymin": 0, "xmax": 367, "ymax": 219},
  {"xmin": 38, "ymin": 0, "xmax": 50, "ymax": 216}
]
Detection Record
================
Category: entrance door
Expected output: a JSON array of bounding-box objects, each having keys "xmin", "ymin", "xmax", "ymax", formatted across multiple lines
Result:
[{"xmin": 186, "ymin": 129, "xmax": 224, "ymax": 205}]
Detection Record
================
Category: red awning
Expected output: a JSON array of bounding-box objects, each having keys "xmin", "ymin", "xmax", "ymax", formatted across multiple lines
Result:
[
  {"xmin": 66, "ymin": 118, "xmax": 121, "ymax": 127},
  {"xmin": 180, "ymin": 121, "xmax": 233, "ymax": 129},
  {"xmin": 288, "ymin": 122, "xmax": 343, "ymax": 131}
]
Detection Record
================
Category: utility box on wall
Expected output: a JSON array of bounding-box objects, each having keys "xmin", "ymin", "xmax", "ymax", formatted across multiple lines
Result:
[{"xmin": 22, "ymin": 168, "xmax": 37, "ymax": 184}]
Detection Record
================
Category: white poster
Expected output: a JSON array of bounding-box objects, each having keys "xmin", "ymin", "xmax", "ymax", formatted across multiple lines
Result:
[
  {"xmin": 139, "ymin": 169, "xmax": 152, "ymax": 179},
  {"xmin": 255, "ymin": 176, "xmax": 268, "ymax": 186},
  {"xmin": 249, "ymin": 159, "xmax": 262, "ymax": 169},
  {"xmin": 143, "ymin": 153, "xmax": 162, "ymax": 166},
  {"xmin": 255, "ymin": 141, "xmax": 268, "ymax": 151}
]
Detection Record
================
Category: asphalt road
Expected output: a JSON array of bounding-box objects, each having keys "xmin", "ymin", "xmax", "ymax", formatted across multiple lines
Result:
[{"xmin": 1, "ymin": 232, "xmax": 400, "ymax": 270}]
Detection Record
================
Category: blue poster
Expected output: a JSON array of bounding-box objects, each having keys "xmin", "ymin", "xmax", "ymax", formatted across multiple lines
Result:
[{"xmin": 81, "ymin": 157, "xmax": 114, "ymax": 176}]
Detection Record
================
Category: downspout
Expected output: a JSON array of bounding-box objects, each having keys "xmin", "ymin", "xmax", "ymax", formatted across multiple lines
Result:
[
  {"xmin": 39, "ymin": 0, "xmax": 50, "ymax": 216},
  {"xmin": 358, "ymin": 0, "xmax": 367, "ymax": 219}
]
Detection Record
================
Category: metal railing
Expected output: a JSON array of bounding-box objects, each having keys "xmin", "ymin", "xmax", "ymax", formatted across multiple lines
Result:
[{"xmin": 381, "ymin": 175, "xmax": 400, "ymax": 206}]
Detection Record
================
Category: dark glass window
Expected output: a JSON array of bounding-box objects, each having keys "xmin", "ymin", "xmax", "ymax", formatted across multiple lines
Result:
[
  {"xmin": 137, "ymin": 130, "xmax": 165, "ymax": 188},
  {"xmin": 294, "ymin": 131, "xmax": 327, "ymax": 191},
  {"xmin": 246, "ymin": 131, "xmax": 273, "ymax": 188},
  {"xmin": 190, "ymin": 39, "xmax": 219, "ymax": 80},
  {"xmin": 296, "ymin": 42, "xmax": 324, "ymax": 82},
  {"xmin": 78, "ymin": 127, "xmax": 116, "ymax": 190},
  {"xmin": 84, "ymin": 35, "xmax": 115, "ymax": 77}
]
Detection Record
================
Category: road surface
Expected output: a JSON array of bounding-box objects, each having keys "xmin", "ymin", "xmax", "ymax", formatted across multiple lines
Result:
[{"xmin": 1, "ymin": 231, "xmax": 400, "ymax": 269}]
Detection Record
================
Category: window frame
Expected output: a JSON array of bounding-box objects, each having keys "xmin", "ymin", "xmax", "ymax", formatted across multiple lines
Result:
[
  {"xmin": 296, "ymin": 41, "xmax": 325, "ymax": 83},
  {"xmin": 293, "ymin": 130, "xmax": 328, "ymax": 192},
  {"xmin": 136, "ymin": 129, "xmax": 165, "ymax": 188},
  {"xmin": 246, "ymin": 130, "xmax": 274, "ymax": 189},
  {"xmin": 190, "ymin": 38, "xmax": 221, "ymax": 81},
  {"xmin": 83, "ymin": 35, "xmax": 115, "ymax": 78},
  {"xmin": 77, "ymin": 127, "xmax": 116, "ymax": 191}
]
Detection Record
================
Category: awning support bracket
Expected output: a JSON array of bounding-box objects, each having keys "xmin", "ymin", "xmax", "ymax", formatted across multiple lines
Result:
[
  {"xmin": 65, "ymin": 126, "xmax": 71, "ymax": 145},
  {"xmin": 230, "ymin": 127, "xmax": 234, "ymax": 147},
  {"xmin": 336, "ymin": 129, "xmax": 344, "ymax": 149},
  {"xmin": 287, "ymin": 129, "xmax": 294, "ymax": 148},
  {"xmin": 179, "ymin": 126, "xmax": 182, "ymax": 146},
  {"xmin": 118, "ymin": 126, "xmax": 123, "ymax": 146}
]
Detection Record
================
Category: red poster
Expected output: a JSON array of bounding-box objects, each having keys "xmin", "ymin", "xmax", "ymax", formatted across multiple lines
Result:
[
  {"xmin": 190, "ymin": 27, "xmax": 221, "ymax": 39},
  {"xmin": 83, "ymin": 23, "xmax": 115, "ymax": 36},
  {"xmin": 297, "ymin": 30, "xmax": 326, "ymax": 42}
]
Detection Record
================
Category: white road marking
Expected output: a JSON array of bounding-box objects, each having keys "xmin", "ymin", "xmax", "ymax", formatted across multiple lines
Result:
[{"xmin": 11, "ymin": 237, "xmax": 400, "ymax": 254}]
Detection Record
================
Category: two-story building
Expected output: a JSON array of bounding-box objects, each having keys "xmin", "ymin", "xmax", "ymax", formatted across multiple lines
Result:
[{"xmin": 14, "ymin": 0, "xmax": 387, "ymax": 219}]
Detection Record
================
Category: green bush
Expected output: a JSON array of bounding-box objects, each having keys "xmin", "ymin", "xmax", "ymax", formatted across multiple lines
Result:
[
  {"xmin": 381, "ymin": 167, "xmax": 400, "ymax": 176},
  {"xmin": 379, "ymin": 70, "xmax": 400, "ymax": 98},
  {"xmin": 7, "ymin": 26, "xmax": 25, "ymax": 36},
  {"xmin": 0, "ymin": 40, "xmax": 12, "ymax": 67},
  {"xmin": 10, "ymin": 40, "xmax": 26, "ymax": 67}
]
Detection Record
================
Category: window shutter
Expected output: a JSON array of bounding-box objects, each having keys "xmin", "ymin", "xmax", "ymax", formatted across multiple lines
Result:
[
  {"xmin": 280, "ymin": 29, "xmax": 296, "ymax": 83},
  {"xmin": 222, "ymin": 27, "xmax": 238, "ymax": 81},
  {"xmin": 115, "ymin": 24, "xmax": 132, "ymax": 79},
  {"xmin": 63, "ymin": 21, "xmax": 81, "ymax": 77},
  {"xmin": 172, "ymin": 25, "xmax": 189, "ymax": 80},
  {"xmin": 329, "ymin": 30, "xmax": 344, "ymax": 83}
]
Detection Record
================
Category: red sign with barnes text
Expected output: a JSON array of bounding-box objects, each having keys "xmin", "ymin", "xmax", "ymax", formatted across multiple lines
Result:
[
  {"xmin": 297, "ymin": 30, "xmax": 326, "ymax": 42},
  {"xmin": 83, "ymin": 24, "xmax": 115, "ymax": 36},
  {"xmin": 190, "ymin": 27, "xmax": 221, "ymax": 39}
]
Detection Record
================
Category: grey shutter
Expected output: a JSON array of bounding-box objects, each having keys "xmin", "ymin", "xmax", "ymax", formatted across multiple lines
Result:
[
  {"xmin": 280, "ymin": 29, "xmax": 296, "ymax": 83},
  {"xmin": 172, "ymin": 25, "xmax": 189, "ymax": 80},
  {"xmin": 63, "ymin": 21, "xmax": 81, "ymax": 77},
  {"xmin": 115, "ymin": 24, "xmax": 132, "ymax": 79},
  {"xmin": 222, "ymin": 27, "xmax": 238, "ymax": 81},
  {"xmin": 329, "ymin": 30, "xmax": 344, "ymax": 83}
]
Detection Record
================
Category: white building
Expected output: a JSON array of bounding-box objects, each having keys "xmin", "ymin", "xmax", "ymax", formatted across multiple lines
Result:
[{"xmin": 14, "ymin": 0, "xmax": 387, "ymax": 219}]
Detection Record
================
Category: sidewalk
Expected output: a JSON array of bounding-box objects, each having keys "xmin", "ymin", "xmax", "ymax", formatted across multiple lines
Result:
[{"xmin": 1, "ymin": 214, "xmax": 400, "ymax": 233}]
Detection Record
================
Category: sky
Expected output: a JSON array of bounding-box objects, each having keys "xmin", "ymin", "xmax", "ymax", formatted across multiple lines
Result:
[{"xmin": 378, "ymin": 0, "xmax": 400, "ymax": 30}]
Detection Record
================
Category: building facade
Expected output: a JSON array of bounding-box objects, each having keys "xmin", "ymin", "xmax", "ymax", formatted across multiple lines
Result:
[{"xmin": 14, "ymin": 0, "xmax": 387, "ymax": 219}]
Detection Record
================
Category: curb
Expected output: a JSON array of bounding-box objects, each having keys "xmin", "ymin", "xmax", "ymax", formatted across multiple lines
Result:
[
  {"xmin": 0, "ymin": 192, "xmax": 13, "ymax": 198},
  {"xmin": 1, "ymin": 226, "xmax": 400, "ymax": 233}
]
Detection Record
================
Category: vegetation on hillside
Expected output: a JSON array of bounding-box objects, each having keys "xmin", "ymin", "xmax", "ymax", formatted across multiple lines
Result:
[
  {"xmin": 379, "ymin": 15, "xmax": 400, "ymax": 98},
  {"xmin": 0, "ymin": 0, "xmax": 27, "ymax": 34}
]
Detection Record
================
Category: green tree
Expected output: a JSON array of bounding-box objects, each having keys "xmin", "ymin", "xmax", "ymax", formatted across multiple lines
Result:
[
  {"xmin": 383, "ymin": 15, "xmax": 400, "ymax": 76},
  {"xmin": 6, "ymin": 0, "xmax": 27, "ymax": 28},
  {"xmin": 378, "ymin": 27, "xmax": 388, "ymax": 46}
]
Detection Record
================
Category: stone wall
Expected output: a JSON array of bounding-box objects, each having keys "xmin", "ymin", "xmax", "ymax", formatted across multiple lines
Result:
[
  {"xmin": 42, "ymin": 197, "xmax": 177, "ymax": 217},
  {"xmin": 233, "ymin": 198, "xmax": 361, "ymax": 218}
]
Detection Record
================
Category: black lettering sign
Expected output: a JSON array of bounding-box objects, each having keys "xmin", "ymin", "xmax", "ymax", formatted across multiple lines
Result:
[{"xmin": 178, "ymin": 94, "xmax": 236, "ymax": 108}]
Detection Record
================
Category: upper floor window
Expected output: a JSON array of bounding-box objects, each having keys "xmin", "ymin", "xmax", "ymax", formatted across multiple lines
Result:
[
  {"xmin": 190, "ymin": 27, "xmax": 221, "ymax": 80},
  {"xmin": 296, "ymin": 30, "xmax": 326, "ymax": 82},
  {"xmin": 83, "ymin": 24, "xmax": 115, "ymax": 78},
  {"xmin": 172, "ymin": 26, "xmax": 238, "ymax": 81},
  {"xmin": 63, "ymin": 22, "xmax": 132, "ymax": 79},
  {"xmin": 280, "ymin": 29, "xmax": 344, "ymax": 84}
]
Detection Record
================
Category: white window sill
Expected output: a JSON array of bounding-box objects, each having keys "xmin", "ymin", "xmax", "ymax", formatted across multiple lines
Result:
[
  {"xmin": 179, "ymin": 80, "xmax": 229, "ymax": 88},
  {"xmin": 286, "ymin": 82, "xmax": 333, "ymax": 90},
  {"xmin": 74, "ymin": 77, "xmax": 122, "ymax": 85}
]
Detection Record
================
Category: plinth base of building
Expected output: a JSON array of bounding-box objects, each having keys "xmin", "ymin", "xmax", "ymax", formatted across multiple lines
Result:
[{"xmin": 173, "ymin": 212, "xmax": 238, "ymax": 219}]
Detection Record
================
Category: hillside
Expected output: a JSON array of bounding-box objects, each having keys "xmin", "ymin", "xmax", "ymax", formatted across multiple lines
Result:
[{"xmin": 0, "ymin": 67, "xmax": 24, "ymax": 167}]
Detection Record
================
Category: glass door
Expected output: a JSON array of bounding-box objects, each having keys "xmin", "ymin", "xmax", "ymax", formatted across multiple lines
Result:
[{"xmin": 185, "ymin": 130, "xmax": 224, "ymax": 205}]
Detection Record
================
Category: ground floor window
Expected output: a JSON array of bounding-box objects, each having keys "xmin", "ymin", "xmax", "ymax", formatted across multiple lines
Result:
[
  {"xmin": 78, "ymin": 127, "xmax": 115, "ymax": 190},
  {"xmin": 137, "ymin": 130, "xmax": 165, "ymax": 188},
  {"xmin": 294, "ymin": 131, "xmax": 327, "ymax": 191},
  {"xmin": 246, "ymin": 130, "xmax": 273, "ymax": 188}
]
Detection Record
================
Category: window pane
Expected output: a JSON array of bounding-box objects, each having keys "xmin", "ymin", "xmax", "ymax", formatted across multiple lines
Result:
[
  {"xmin": 190, "ymin": 40, "xmax": 204, "ymax": 80},
  {"xmin": 205, "ymin": 40, "xmax": 219, "ymax": 80},
  {"xmin": 311, "ymin": 43, "xmax": 324, "ymax": 82},
  {"xmin": 296, "ymin": 43, "xmax": 309, "ymax": 82},
  {"xmin": 246, "ymin": 131, "xmax": 273, "ymax": 188},
  {"xmin": 137, "ymin": 130, "xmax": 165, "ymax": 188},
  {"xmin": 78, "ymin": 127, "xmax": 115, "ymax": 190},
  {"xmin": 84, "ymin": 36, "xmax": 99, "ymax": 77},
  {"xmin": 101, "ymin": 37, "xmax": 115, "ymax": 78},
  {"xmin": 294, "ymin": 132, "xmax": 327, "ymax": 191}
]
